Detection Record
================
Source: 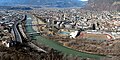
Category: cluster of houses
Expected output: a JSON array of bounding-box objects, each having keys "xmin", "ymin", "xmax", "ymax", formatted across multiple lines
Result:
[
  {"xmin": 0, "ymin": 11, "xmax": 23, "ymax": 47},
  {"xmin": 32, "ymin": 9, "xmax": 120, "ymax": 41}
]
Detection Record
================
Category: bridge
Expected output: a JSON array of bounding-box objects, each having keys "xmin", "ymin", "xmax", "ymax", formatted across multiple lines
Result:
[
  {"xmin": 25, "ymin": 24, "xmax": 46, "ymax": 26},
  {"xmin": 28, "ymin": 32, "xmax": 41, "ymax": 35}
]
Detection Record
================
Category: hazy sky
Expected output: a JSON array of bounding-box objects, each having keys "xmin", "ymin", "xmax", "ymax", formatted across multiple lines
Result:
[{"xmin": 80, "ymin": 0, "xmax": 88, "ymax": 1}]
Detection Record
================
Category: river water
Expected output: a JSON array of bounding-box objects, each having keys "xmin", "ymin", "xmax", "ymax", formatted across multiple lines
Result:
[{"xmin": 25, "ymin": 14, "xmax": 104, "ymax": 59}]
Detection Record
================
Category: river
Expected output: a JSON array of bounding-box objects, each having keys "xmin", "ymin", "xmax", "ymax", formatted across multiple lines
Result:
[{"xmin": 25, "ymin": 14, "xmax": 104, "ymax": 59}]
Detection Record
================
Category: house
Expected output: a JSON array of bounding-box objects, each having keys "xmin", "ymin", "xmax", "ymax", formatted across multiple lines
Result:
[
  {"xmin": 0, "ymin": 40, "xmax": 10, "ymax": 47},
  {"xmin": 69, "ymin": 31, "xmax": 79, "ymax": 38},
  {"xmin": 0, "ymin": 24, "xmax": 4, "ymax": 30}
]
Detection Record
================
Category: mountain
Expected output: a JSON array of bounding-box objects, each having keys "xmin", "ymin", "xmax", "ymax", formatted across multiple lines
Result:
[
  {"xmin": 0, "ymin": 6, "xmax": 32, "ymax": 10},
  {"xmin": 85, "ymin": 0, "xmax": 120, "ymax": 11},
  {"xmin": 0, "ymin": 0, "xmax": 30, "ymax": 6},
  {"xmin": 0, "ymin": 0, "xmax": 87, "ymax": 8}
]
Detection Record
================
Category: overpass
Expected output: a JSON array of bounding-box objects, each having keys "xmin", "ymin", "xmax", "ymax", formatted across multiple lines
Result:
[
  {"xmin": 28, "ymin": 32, "xmax": 41, "ymax": 35},
  {"xmin": 25, "ymin": 24, "xmax": 46, "ymax": 26}
]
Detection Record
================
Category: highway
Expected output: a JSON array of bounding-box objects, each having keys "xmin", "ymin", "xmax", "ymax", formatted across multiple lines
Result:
[
  {"xmin": 12, "ymin": 14, "xmax": 47, "ymax": 53},
  {"xmin": 13, "ymin": 15, "xmax": 26, "ymax": 43}
]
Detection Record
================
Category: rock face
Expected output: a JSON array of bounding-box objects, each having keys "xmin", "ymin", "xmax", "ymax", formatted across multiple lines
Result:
[{"xmin": 85, "ymin": 0, "xmax": 120, "ymax": 11}]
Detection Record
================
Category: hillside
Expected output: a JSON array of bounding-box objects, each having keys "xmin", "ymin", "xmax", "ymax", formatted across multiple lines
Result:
[{"xmin": 85, "ymin": 0, "xmax": 120, "ymax": 11}]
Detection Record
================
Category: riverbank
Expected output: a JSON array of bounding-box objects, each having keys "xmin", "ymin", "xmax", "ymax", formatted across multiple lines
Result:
[
  {"xmin": 31, "ymin": 15, "xmax": 46, "ymax": 32},
  {"xmin": 30, "ymin": 13, "xmax": 120, "ymax": 56},
  {"xmin": 48, "ymin": 36, "xmax": 120, "ymax": 56},
  {"xmin": 25, "ymin": 14, "xmax": 105, "ymax": 59}
]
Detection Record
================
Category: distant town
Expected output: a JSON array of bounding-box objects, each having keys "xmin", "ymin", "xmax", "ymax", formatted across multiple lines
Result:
[
  {"xmin": 0, "ymin": 0, "xmax": 120, "ymax": 60},
  {"xmin": 30, "ymin": 8, "xmax": 120, "ymax": 55}
]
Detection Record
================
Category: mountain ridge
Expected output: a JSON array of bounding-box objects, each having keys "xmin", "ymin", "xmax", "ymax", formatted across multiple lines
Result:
[{"xmin": 0, "ymin": 0, "xmax": 87, "ymax": 8}]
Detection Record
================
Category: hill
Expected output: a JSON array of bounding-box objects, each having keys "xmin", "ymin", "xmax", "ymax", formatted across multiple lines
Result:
[{"xmin": 85, "ymin": 0, "xmax": 120, "ymax": 11}]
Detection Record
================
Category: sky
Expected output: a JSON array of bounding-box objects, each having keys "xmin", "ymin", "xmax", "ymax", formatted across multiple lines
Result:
[{"xmin": 80, "ymin": 0, "xmax": 88, "ymax": 1}]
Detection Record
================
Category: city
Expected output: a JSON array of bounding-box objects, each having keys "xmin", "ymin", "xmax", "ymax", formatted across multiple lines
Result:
[{"xmin": 0, "ymin": 0, "xmax": 119, "ymax": 60}]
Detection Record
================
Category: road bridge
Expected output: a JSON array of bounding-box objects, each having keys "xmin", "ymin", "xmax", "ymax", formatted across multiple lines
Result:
[{"xmin": 25, "ymin": 24, "xmax": 46, "ymax": 26}]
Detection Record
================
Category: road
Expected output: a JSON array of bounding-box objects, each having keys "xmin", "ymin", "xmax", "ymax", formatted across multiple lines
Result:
[{"xmin": 13, "ymin": 15, "xmax": 26, "ymax": 43}]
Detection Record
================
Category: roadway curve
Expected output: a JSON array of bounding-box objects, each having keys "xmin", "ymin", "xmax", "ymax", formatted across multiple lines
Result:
[
  {"xmin": 13, "ymin": 14, "xmax": 47, "ymax": 53},
  {"xmin": 13, "ymin": 15, "xmax": 26, "ymax": 43}
]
